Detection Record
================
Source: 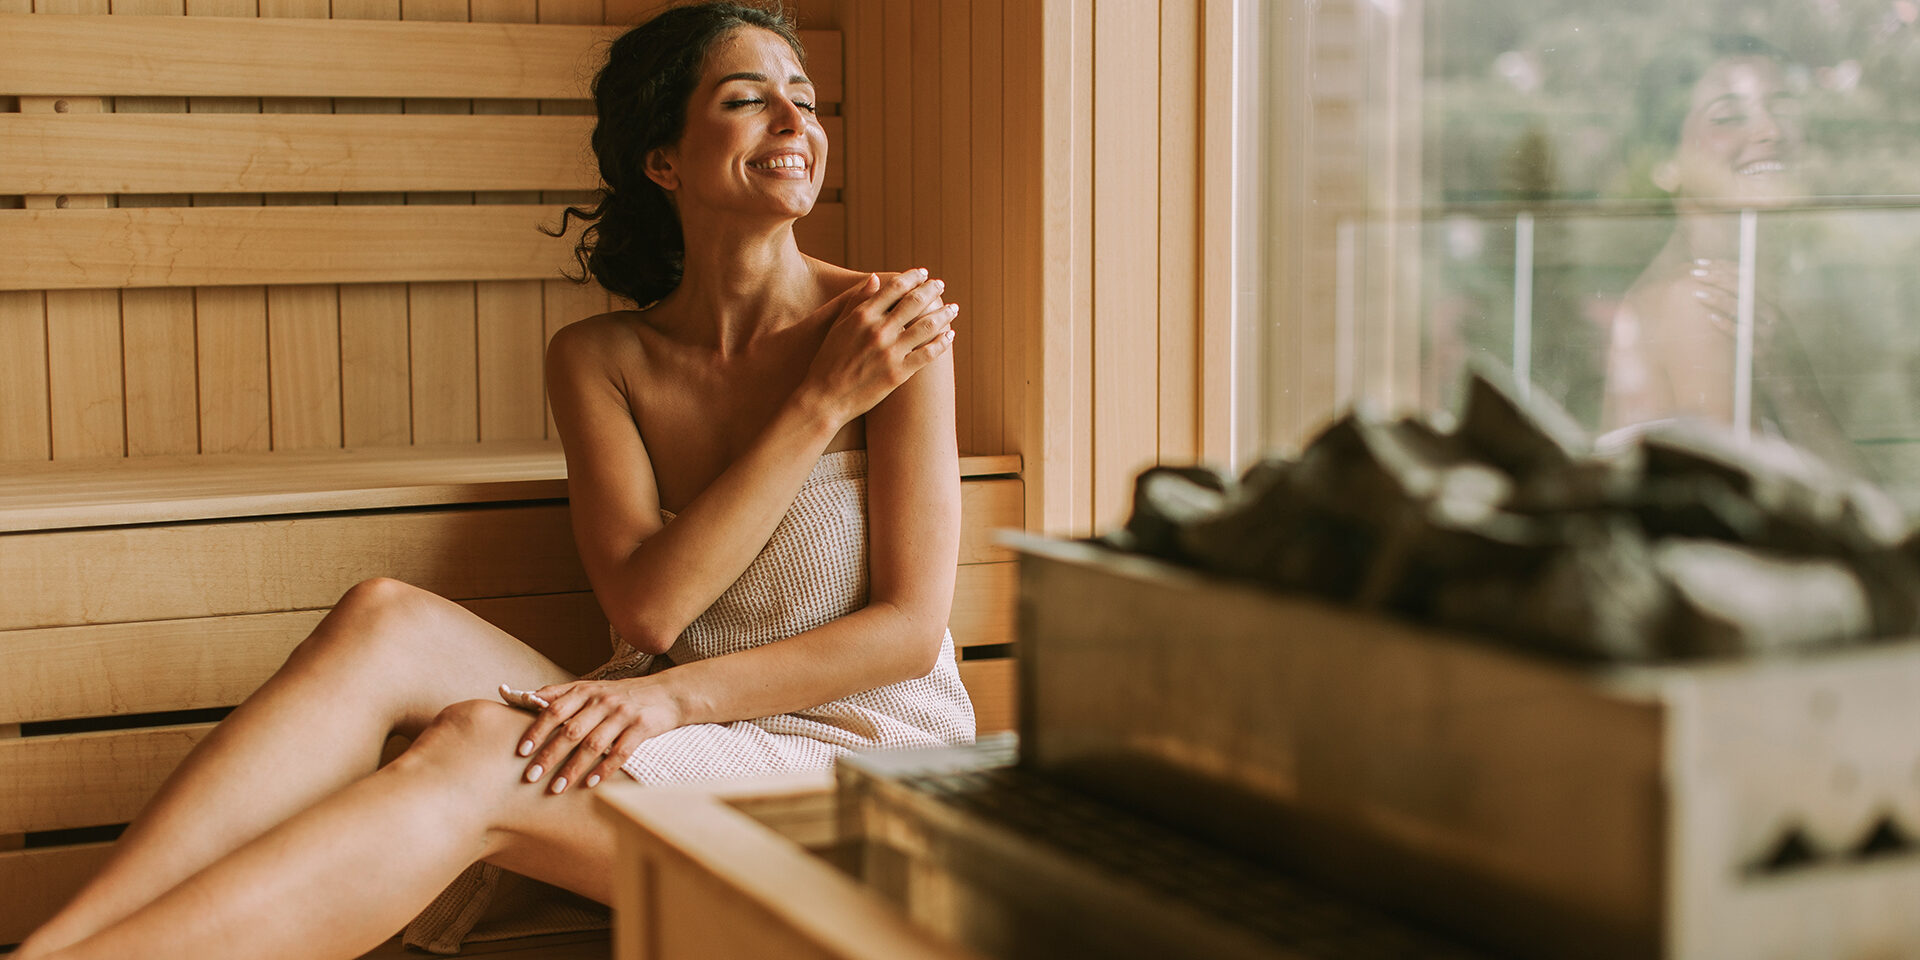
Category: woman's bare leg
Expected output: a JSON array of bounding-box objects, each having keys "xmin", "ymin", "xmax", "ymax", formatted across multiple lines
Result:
[
  {"xmin": 36, "ymin": 699, "xmax": 619, "ymax": 960},
  {"xmin": 16, "ymin": 579, "xmax": 574, "ymax": 958}
]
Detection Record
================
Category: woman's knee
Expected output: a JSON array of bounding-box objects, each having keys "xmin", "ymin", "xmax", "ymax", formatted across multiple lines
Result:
[
  {"xmin": 388, "ymin": 700, "xmax": 529, "ymax": 788},
  {"xmin": 288, "ymin": 577, "xmax": 447, "ymax": 667}
]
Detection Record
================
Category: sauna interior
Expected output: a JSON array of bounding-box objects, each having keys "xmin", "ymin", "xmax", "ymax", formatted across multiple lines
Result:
[{"xmin": 7, "ymin": 0, "xmax": 1920, "ymax": 956}]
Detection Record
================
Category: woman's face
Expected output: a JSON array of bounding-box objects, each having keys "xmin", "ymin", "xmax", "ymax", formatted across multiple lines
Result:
[
  {"xmin": 651, "ymin": 27, "xmax": 827, "ymax": 224},
  {"xmin": 1664, "ymin": 55, "xmax": 1806, "ymax": 207}
]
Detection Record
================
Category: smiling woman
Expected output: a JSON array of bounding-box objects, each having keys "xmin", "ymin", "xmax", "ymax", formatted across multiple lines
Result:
[{"xmin": 14, "ymin": 4, "xmax": 972, "ymax": 960}]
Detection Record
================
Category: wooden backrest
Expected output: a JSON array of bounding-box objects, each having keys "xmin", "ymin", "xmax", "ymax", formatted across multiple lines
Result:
[{"xmin": 0, "ymin": 11, "xmax": 845, "ymax": 461}]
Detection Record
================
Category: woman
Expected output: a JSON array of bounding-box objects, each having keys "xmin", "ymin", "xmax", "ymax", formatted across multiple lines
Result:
[
  {"xmin": 18, "ymin": 4, "xmax": 970, "ymax": 958},
  {"xmin": 1601, "ymin": 35, "xmax": 1854, "ymax": 468}
]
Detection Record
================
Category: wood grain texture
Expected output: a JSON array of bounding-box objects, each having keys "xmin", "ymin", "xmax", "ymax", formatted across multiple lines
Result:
[
  {"xmin": 0, "ymin": 722, "xmax": 214, "ymax": 834},
  {"xmin": 121, "ymin": 287, "xmax": 199, "ymax": 456},
  {"xmin": 1091, "ymin": 0, "xmax": 1161, "ymax": 532},
  {"xmin": 0, "ymin": 504, "xmax": 589, "ymax": 629},
  {"xmin": 0, "ymin": 205, "xmax": 580, "ymax": 290},
  {"xmin": 476, "ymin": 280, "xmax": 549, "ymax": 441},
  {"xmin": 339, "ymin": 282, "xmax": 413, "ymax": 447},
  {"xmin": 879, "ymin": 0, "xmax": 911, "ymax": 269},
  {"xmin": 0, "ymin": 843, "xmax": 114, "ymax": 945},
  {"xmin": 194, "ymin": 286, "xmax": 272, "ymax": 453},
  {"xmin": 408, "ymin": 281, "xmax": 480, "ymax": 444},
  {"xmin": 268, "ymin": 284, "xmax": 344, "ymax": 450},
  {"xmin": 958, "ymin": 657, "xmax": 1015, "ymax": 735},
  {"xmin": 1156, "ymin": 0, "xmax": 1199, "ymax": 466},
  {"xmin": 949, "ymin": 560, "xmax": 1013, "ymax": 650},
  {"xmin": 601, "ymin": 787, "xmax": 982, "ymax": 960},
  {"xmin": 0, "ymin": 114, "xmax": 600, "ymax": 195},
  {"xmin": 0, "ymin": 291, "xmax": 49, "ymax": 462},
  {"xmin": 0, "ymin": 591, "xmax": 611, "ymax": 725},
  {"xmin": 0, "ymin": 15, "xmax": 620, "ymax": 99},
  {"xmin": 843, "ymin": 0, "xmax": 883, "ymax": 270},
  {"xmin": 968, "ymin": 0, "xmax": 1005, "ymax": 457},
  {"xmin": 958, "ymin": 478, "xmax": 1021, "ymax": 565},
  {"xmin": 44, "ymin": 288, "xmax": 124, "ymax": 460}
]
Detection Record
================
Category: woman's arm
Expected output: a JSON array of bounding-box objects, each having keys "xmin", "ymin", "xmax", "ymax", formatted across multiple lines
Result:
[
  {"xmin": 548, "ymin": 271, "xmax": 952, "ymax": 655},
  {"xmin": 522, "ymin": 347, "xmax": 962, "ymax": 793}
]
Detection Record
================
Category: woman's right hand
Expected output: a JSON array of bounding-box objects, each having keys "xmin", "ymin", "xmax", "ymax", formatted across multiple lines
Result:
[{"xmin": 799, "ymin": 268, "xmax": 958, "ymax": 426}]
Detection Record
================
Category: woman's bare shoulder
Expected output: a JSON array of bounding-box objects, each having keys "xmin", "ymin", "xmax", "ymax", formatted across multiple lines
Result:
[{"xmin": 547, "ymin": 308, "xmax": 650, "ymax": 369}]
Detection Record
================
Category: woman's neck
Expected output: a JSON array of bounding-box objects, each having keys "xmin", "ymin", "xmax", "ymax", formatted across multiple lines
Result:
[{"xmin": 664, "ymin": 216, "xmax": 819, "ymax": 355}]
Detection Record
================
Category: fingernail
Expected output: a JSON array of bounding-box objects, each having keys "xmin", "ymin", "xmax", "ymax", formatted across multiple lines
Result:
[
  {"xmin": 1690, "ymin": 268, "xmax": 1709, "ymax": 277},
  {"xmin": 1693, "ymin": 289, "xmax": 1710, "ymax": 299},
  {"xmin": 1695, "ymin": 258, "xmax": 1711, "ymax": 266},
  {"xmin": 944, "ymin": 330, "xmax": 956, "ymax": 342},
  {"xmin": 933, "ymin": 279, "xmax": 945, "ymax": 292},
  {"xmin": 587, "ymin": 774, "xmax": 602, "ymax": 788},
  {"xmin": 551, "ymin": 777, "xmax": 568, "ymax": 795},
  {"xmin": 518, "ymin": 740, "xmax": 534, "ymax": 757},
  {"xmin": 915, "ymin": 267, "xmax": 928, "ymax": 279},
  {"xmin": 947, "ymin": 303, "xmax": 960, "ymax": 316},
  {"xmin": 526, "ymin": 764, "xmax": 543, "ymax": 783}
]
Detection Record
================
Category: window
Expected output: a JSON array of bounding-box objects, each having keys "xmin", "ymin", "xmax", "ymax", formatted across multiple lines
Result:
[{"xmin": 1248, "ymin": 0, "xmax": 1920, "ymax": 506}]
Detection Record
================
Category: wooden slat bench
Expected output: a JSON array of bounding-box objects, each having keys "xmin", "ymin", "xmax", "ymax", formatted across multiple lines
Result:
[{"xmin": 0, "ymin": 445, "xmax": 1023, "ymax": 945}]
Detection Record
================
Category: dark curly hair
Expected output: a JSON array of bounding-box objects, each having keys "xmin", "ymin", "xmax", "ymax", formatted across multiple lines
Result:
[{"xmin": 548, "ymin": 2, "xmax": 805, "ymax": 307}]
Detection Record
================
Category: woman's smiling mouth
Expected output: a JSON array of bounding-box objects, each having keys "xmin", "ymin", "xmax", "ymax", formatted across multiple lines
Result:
[{"xmin": 748, "ymin": 153, "xmax": 810, "ymax": 174}]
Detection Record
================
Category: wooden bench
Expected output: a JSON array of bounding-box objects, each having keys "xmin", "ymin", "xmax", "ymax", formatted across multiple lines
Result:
[
  {"xmin": 0, "ymin": 443, "xmax": 1022, "ymax": 945},
  {"xmin": 0, "ymin": 11, "xmax": 1023, "ymax": 949}
]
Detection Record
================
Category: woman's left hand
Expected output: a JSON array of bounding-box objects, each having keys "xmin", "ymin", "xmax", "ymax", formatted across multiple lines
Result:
[{"xmin": 512, "ymin": 677, "xmax": 684, "ymax": 794}]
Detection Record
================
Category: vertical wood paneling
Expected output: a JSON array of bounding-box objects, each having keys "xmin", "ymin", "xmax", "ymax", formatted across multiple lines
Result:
[
  {"xmin": 969, "ymin": 0, "xmax": 1006, "ymax": 457},
  {"xmin": 331, "ymin": 0, "xmax": 411, "ymax": 448},
  {"xmin": 476, "ymin": 281, "xmax": 548, "ymax": 441},
  {"xmin": 844, "ymin": 0, "xmax": 884, "ymax": 270},
  {"xmin": 258, "ymin": 0, "xmax": 343, "ymax": 452},
  {"xmin": 112, "ymin": 0, "xmax": 200, "ymax": 457},
  {"xmin": 0, "ymin": 291, "xmax": 49, "ymax": 462},
  {"xmin": 0, "ymin": 6, "xmax": 48, "ymax": 462},
  {"xmin": 879, "ymin": 1, "xmax": 912, "ymax": 269},
  {"xmin": 909, "ymin": 4, "xmax": 941, "ymax": 280},
  {"xmin": 195, "ymin": 287, "xmax": 272, "ymax": 453},
  {"xmin": 472, "ymin": 0, "xmax": 551, "ymax": 443},
  {"xmin": 403, "ymin": 0, "xmax": 481, "ymax": 445},
  {"xmin": 939, "ymin": 0, "xmax": 974, "ymax": 454},
  {"xmin": 22, "ymin": 24, "xmax": 125, "ymax": 461},
  {"xmin": 1091, "ymin": 0, "xmax": 1160, "ymax": 530},
  {"xmin": 266, "ymin": 284, "xmax": 343, "ymax": 450},
  {"xmin": 189, "ymin": 0, "xmax": 271, "ymax": 454},
  {"xmin": 1156, "ymin": 0, "xmax": 1198, "ymax": 465}
]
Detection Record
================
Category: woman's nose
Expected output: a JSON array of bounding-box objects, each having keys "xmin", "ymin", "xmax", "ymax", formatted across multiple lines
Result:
[
  {"xmin": 768, "ymin": 96, "xmax": 804, "ymax": 134},
  {"xmin": 1749, "ymin": 107, "xmax": 1783, "ymax": 142}
]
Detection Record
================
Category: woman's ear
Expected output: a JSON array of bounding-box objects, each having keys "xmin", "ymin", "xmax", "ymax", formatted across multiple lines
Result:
[
  {"xmin": 644, "ymin": 147, "xmax": 680, "ymax": 192},
  {"xmin": 1651, "ymin": 157, "xmax": 1680, "ymax": 194}
]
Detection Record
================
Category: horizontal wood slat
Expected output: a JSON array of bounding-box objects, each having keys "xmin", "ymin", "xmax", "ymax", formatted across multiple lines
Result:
[
  {"xmin": 959, "ymin": 478, "xmax": 1022, "ymax": 565},
  {"xmin": 0, "ymin": 203, "xmax": 849, "ymax": 291},
  {"xmin": 0, "ymin": 17, "xmax": 842, "ymax": 102},
  {"xmin": 0, "ymin": 114, "xmax": 850, "ymax": 195},
  {"xmin": 958, "ymin": 657, "xmax": 1015, "ymax": 735},
  {"xmin": 0, "ymin": 723, "xmax": 214, "ymax": 834},
  {"xmin": 0, "ymin": 843, "xmax": 114, "ymax": 945},
  {"xmin": 0, "ymin": 592, "xmax": 610, "ymax": 726},
  {"xmin": 0, "ymin": 504, "xmax": 588, "ymax": 631},
  {"xmin": 0, "ymin": 444, "xmax": 1020, "ymax": 533},
  {"xmin": 949, "ymin": 561, "xmax": 1013, "ymax": 649},
  {"xmin": 0, "ymin": 114, "xmax": 595, "ymax": 194}
]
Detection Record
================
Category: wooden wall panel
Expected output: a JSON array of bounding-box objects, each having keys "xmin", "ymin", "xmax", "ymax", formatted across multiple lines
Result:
[
  {"xmin": 333, "ymin": 0, "xmax": 411, "ymax": 452},
  {"xmin": 1090, "ymin": 0, "xmax": 1161, "ymax": 532},
  {"xmin": 187, "ymin": 0, "xmax": 270, "ymax": 456},
  {"xmin": 0, "ymin": 292, "xmax": 49, "ymax": 462},
  {"xmin": 267, "ymin": 284, "xmax": 344, "ymax": 450},
  {"xmin": 1156, "ymin": 0, "xmax": 1199, "ymax": 466}
]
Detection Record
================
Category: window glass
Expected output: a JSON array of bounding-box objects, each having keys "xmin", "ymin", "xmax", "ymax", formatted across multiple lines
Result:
[{"xmin": 1259, "ymin": 0, "xmax": 1920, "ymax": 505}]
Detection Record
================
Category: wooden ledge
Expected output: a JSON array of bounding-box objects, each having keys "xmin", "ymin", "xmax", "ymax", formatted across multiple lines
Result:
[{"xmin": 0, "ymin": 443, "xmax": 1022, "ymax": 534}]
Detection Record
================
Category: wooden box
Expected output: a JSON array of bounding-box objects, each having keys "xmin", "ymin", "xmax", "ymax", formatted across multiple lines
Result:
[{"xmin": 1009, "ymin": 538, "xmax": 1920, "ymax": 960}]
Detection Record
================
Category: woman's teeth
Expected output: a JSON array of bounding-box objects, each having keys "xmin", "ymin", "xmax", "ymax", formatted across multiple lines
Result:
[
  {"xmin": 750, "ymin": 155, "xmax": 807, "ymax": 170},
  {"xmin": 1738, "ymin": 160, "xmax": 1787, "ymax": 175}
]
